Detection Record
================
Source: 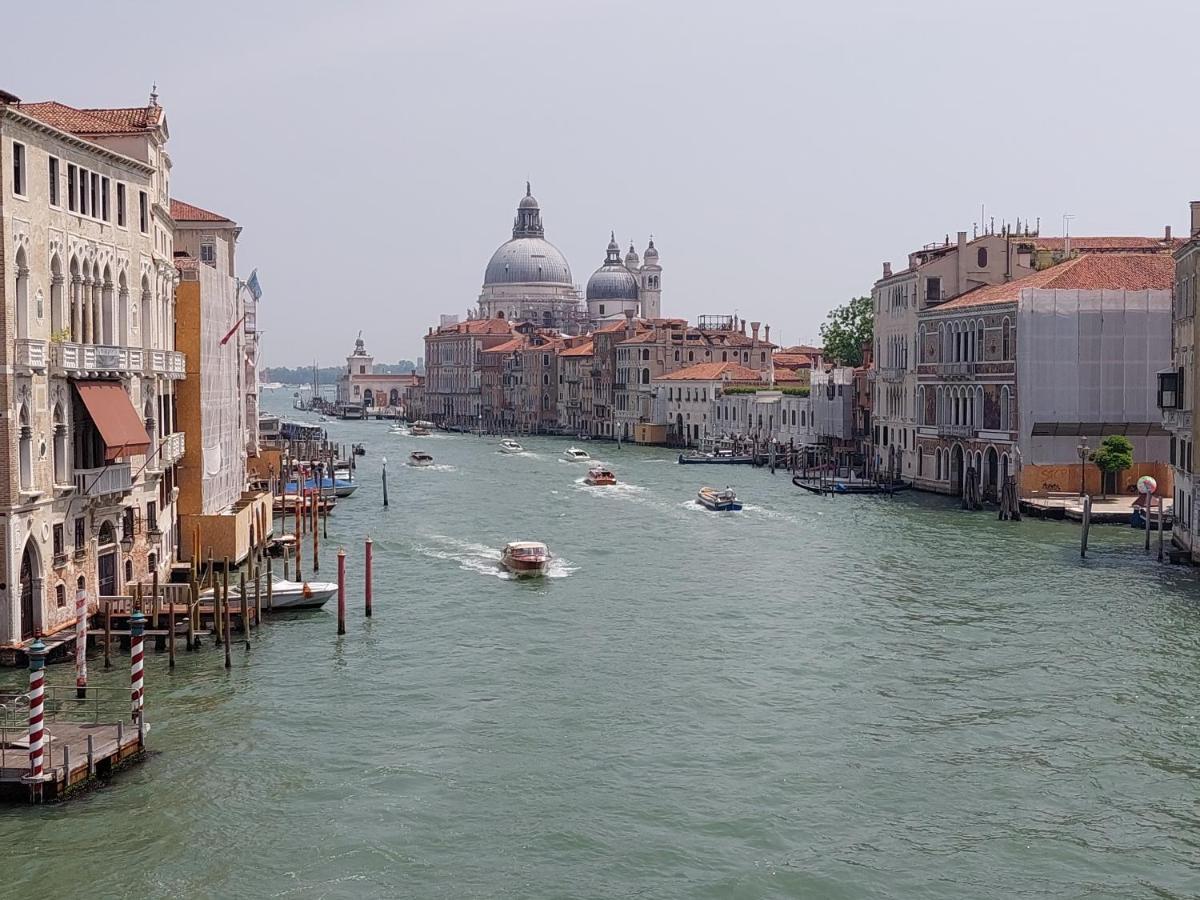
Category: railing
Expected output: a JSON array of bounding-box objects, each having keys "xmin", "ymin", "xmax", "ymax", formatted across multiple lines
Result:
[
  {"xmin": 52, "ymin": 342, "xmax": 144, "ymax": 377},
  {"xmin": 937, "ymin": 423, "xmax": 974, "ymax": 438},
  {"xmin": 14, "ymin": 338, "xmax": 47, "ymax": 371},
  {"xmin": 161, "ymin": 432, "xmax": 186, "ymax": 466},
  {"xmin": 877, "ymin": 367, "xmax": 904, "ymax": 382},
  {"xmin": 937, "ymin": 361, "xmax": 976, "ymax": 378},
  {"xmin": 74, "ymin": 462, "xmax": 132, "ymax": 498},
  {"xmin": 144, "ymin": 349, "xmax": 186, "ymax": 379}
]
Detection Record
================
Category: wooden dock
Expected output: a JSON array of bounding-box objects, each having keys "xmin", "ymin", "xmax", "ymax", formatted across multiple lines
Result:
[{"xmin": 0, "ymin": 704, "xmax": 146, "ymax": 804}]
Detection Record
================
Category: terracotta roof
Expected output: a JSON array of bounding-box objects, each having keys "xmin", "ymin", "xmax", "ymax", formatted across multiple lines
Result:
[
  {"xmin": 559, "ymin": 340, "xmax": 595, "ymax": 358},
  {"xmin": 1029, "ymin": 236, "xmax": 1182, "ymax": 252},
  {"xmin": 934, "ymin": 253, "xmax": 1175, "ymax": 311},
  {"xmin": 170, "ymin": 198, "xmax": 231, "ymax": 222},
  {"xmin": 656, "ymin": 362, "xmax": 765, "ymax": 382},
  {"xmin": 618, "ymin": 331, "xmax": 662, "ymax": 344},
  {"xmin": 484, "ymin": 337, "xmax": 527, "ymax": 354},
  {"xmin": 595, "ymin": 319, "xmax": 637, "ymax": 333},
  {"xmin": 781, "ymin": 344, "xmax": 822, "ymax": 355},
  {"xmin": 434, "ymin": 319, "xmax": 513, "ymax": 336},
  {"xmin": 15, "ymin": 101, "xmax": 163, "ymax": 136}
]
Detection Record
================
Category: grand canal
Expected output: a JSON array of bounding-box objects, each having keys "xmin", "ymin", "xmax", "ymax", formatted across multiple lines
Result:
[{"xmin": 2, "ymin": 392, "xmax": 1199, "ymax": 899}]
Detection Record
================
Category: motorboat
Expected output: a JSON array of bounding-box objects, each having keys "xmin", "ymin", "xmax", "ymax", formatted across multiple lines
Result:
[
  {"xmin": 792, "ymin": 476, "xmax": 910, "ymax": 495},
  {"xmin": 501, "ymin": 541, "xmax": 551, "ymax": 577},
  {"xmin": 284, "ymin": 476, "xmax": 359, "ymax": 498},
  {"xmin": 562, "ymin": 446, "xmax": 591, "ymax": 462},
  {"xmin": 584, "ymin": 466, "xmax": 616, "ymax": 486},
  {"xmin": 408, "ymin": 451, "xmax": 434, "ymax": 467},
  {"xmin": 202, "ymin": 575, "xmax": 337, "ymax": 610},
  {"xmin": 697, "ymin": 486, "xmax": 743, "ymax": 511},
  {"xmin": 499, "ymin": 439, "xmax": 525, "ymax": 454},
  {"xmin": 410, "ymin": 424, "xmax": 431, "ymax": 436},
  {"xmin": 678, "ymin": 449, "xmax": 753, "ymax": 465}
]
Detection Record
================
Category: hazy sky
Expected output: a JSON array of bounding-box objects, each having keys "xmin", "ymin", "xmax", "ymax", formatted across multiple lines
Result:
[{"xmin": 10, "ymin": 1, "xmax": 1198, "ymax": 364}]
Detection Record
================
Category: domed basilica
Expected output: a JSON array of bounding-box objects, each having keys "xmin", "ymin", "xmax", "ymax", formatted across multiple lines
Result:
[{"xmin": 476, "ymin": 184, "xmax": 661, "ymax": 333}]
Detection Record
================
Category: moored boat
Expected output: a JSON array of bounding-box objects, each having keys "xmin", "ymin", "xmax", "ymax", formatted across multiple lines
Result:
[
  {"xmin": 562, "ymin": 446, "xmax": 591, "ymax": 462},
  {"xmin": 791, "ymin": 476, "xmax": 909, "ymax": 495},
  {"xmin": 499, "ymin": 439, "xmax": 525, "ymax": 454},
  {"xmin": 697, "ymin": 485, "xmax": 743, "ymax": 511},
  {"xmin": 584, "ymin": 466, "xmax": 616, "ymax": 486},
  {"xmin": 284, "ymin": 476, "xmax": 358, "ymax": 498},
  {"xmin": 501, "ymin": 541, "xmax": 551, "ymax": 577},
  {"xmin": 408, "ymin": 451, "xmax": 434, "ymax": 467},
  {"xmin": 202, "ymin": 575, "xmax": 337, "ymax": 610},
  {"xmin": 678, "ymin": 449, "xmax": 753, "ymax": 465}
]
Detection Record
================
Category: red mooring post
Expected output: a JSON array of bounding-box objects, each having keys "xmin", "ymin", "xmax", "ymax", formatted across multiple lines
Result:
[
  {"xmin": 27, "ymin": 639, "xmax": 47, "ymax": 781},
  {"xmin": 130, "ymin": 610, "xmax": 146, "ymax": 724},
  {"xmin": 364, "ymin": 537, "xmax": 373, "ymax": 618},
  {"xmin": 337, "ymin": 549, "xmax": 347, "ymax": 635}
]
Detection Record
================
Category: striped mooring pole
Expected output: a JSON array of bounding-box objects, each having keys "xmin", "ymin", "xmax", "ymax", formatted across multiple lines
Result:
[
  {"xmin": 75, "ymin": 589, "xmax": 88, "ymax": 699},
  {"xmin": 337, "ymin": 549, "xmax": 346, "ymax": 636},
  {"xmin": 27, "ymin": 638, "xmax": 47, "ymax": 778},
  {"xmin": 130, "ymin": 610, "xmax": 146, "ymax": 723}
]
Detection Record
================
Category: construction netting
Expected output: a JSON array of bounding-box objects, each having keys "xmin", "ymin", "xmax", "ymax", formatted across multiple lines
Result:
[{"xmin": 198, "ymin": 264, "xmax": 247, "ymax": 514}]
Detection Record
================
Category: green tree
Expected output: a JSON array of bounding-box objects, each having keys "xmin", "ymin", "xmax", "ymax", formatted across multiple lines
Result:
[
  {"xmin": 818, "ymin": 296, "xmax": 873, "ymax": 366},
  {"xmin": 1090, "ymin": 434, "xmax": 1133, "ymax": 498}
]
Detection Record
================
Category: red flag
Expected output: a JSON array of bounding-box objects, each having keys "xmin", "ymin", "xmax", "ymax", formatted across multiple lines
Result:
[{"xmin": 220, "ymin": 314, "xmax": 247, "ymax": 346}]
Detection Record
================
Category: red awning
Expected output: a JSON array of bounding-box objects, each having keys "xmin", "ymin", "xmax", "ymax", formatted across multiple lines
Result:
[{"xmin": 75, "ymin": 382, "xmax": 151, "ymax": 461}]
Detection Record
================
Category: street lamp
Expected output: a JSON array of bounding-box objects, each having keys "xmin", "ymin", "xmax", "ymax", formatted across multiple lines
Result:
[{"xmin": 1077, "ymin": 439, "xmax": 1089, "ymax": 496}]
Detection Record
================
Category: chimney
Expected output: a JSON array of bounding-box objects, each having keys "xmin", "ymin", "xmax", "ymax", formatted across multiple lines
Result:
[
  {"xmin": 764, "ymin": 324, "xmax": 770, "ymax": 345},
  {"xmin": 1165, "ymin": 224, "xmax": 1172, "ymax": 242},
  {"xmin": 882, "ymin": 261, "xmax": 892, "ymax": 278},
  {"xmin": 956, "ymin": 230, "xmax": 968, "ymax": 296},
  {"xmin": 624, "ymin": 307, "xmax": 635, "ymax": 340},
  {"xmin": 1191, "ymin": 202, "xmax": 1200, "ymax": 237},
  {"xmin": 751, "ymin": 321, "xmax": 761, "ymax": 345}
]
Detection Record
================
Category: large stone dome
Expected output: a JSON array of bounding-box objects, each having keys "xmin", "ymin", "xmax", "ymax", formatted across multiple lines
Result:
[
  {"xmin": 484, "ymin": 237, "xmax": 574, "ymax": 286},
  {"xmin": 586, "ymin": 234, "xmax": 640, "ymax": 301}
]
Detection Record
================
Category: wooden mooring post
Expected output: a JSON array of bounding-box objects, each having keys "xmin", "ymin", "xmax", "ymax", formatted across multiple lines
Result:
[
  {"xmin": 1157, "ymin": 496, "xmax": 1165, "ymax": 562},
  {"xmin": 1144, "ymin": 495, "xmax": 1152, "ymax": 553},
  {"xmin": 222, "ymin": 558, "xmax": 232, "ymax": 669},
  {"xmin": 240, "ymin": 570, "xmax": 250, "ymax": 651},
  {"xmin": 1080, "ymin": 494, "xmax": 1092, "ymax": 558}
]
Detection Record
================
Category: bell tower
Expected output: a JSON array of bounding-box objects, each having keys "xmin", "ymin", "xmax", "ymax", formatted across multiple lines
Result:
[{"xmin": 640, "ymin": 237, "xmax": 662, "ymax": 319}]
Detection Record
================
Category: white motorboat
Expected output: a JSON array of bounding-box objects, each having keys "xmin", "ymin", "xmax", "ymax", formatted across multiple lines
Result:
[
  {"xmin": 202, "ymin": 575, "xmax": 337, "ymax": 610},
  {"xmin": 499, "ymin": 439, "xmax": 525, "ymax": 454},
  {"xmin": 410, "ymin": 424, "xmax": 431, "ymax": 436},
  {"xmin": 562, "ymin": 446, "xmax": 591, "ymax": 462},
  {"xmin": 408, "ymin": 451, "xmax": 434, "ymax": 467}
]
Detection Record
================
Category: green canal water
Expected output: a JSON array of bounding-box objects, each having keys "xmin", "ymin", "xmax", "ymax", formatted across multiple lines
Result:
[{"xmin": 2, "ymin": 392, "xmax": 1199, "ymax": 899}]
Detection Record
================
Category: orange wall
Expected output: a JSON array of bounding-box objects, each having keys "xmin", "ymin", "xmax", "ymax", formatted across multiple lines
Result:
[
  {"xmin": 174, "ymin": 280, "xmax": 204, "ymax": 515},
  {"xmin": 1021, "ymin": 462, "xmax": 1173, "ymax": 498}
]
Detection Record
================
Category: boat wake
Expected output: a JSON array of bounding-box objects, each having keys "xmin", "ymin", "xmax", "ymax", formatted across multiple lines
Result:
[
  {"xmin": 573, "ymin": 478, "xmax": 647, "ymax": 499},
  {"xmin": 408, "ymin": 464, "xmax": 457, "ymax": 473},
  {"xmin": 414, "ymin": 535, "xmax": 576, "ymax": 580}
]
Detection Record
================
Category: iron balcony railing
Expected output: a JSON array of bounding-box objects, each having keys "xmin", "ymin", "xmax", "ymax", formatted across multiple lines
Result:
[{"xmin": 74, "ymin": 462, "xmax": 132, "ymax": 498}]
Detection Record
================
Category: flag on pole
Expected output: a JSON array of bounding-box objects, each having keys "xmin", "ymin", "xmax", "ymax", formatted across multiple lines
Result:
[
  {"xmin": 246, "ymin": 269, "xmax": 263, "ymax": 301},
  {"xmin": 220, "ymin": 313, "xmax": 247, "ymax": 346}
]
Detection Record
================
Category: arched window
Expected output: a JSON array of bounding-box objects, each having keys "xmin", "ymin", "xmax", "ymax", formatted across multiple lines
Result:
[
  {"xmin": 140, "ymin": 274, "xmax": 152, "ymax": 347},
  {"xmin": 1000, "ymin": 386, "xmax": 1011, "ymax": 431},
  {"xmin": 1001, "ymin": 317, "xmax": 1011, "ymax": 360},
  {"xmin": 77, "ymin": 575, "xmax": 85, "ymax": 592},
  {"xmin": 14, "ymin": 245, "xmax": 29, "ymax": 340},
  {"xmin": 496, "ymin": 310, "xmax": 504, "ymax": 319},
  {"xmin": 56, "ymin": 583, "xmax": 66, "ymax": 608},
  {"xmin": 673, "ymin": 350, "xmax": 679, "ymax": 362},
  {"xmin": 977, "ymin": 247, "xmax": 988, "ymax": 268},
  {"xmin": 641, "ymin": 369, "xmax": 649, "ymax": 385},
  {"xmin": 101, "ymin": 263, "xmax": 115, "ymax": 345},
  {"xmin": 688, "ymin": 351, "xmax": 694, "ymax": 362},
  {"xmin": 917, "ymin": 386, "xmax": 925, "ymax": 425},
  {"xmin": 125, "ymin": 559, "xmax": 133, "ymax": 584},
  {"xmin": 17, "ymin": 404, "xmax": 32, "ymax": 491},
  {"xmin": 50, "ymin": 253, "xmax": 64, "ymax": 336}
]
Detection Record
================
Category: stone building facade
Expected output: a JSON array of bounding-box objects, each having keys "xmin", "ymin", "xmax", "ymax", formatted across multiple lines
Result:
[{"xmin": 0, "ymin": 90, "xmax": 184, "ymax": 653}]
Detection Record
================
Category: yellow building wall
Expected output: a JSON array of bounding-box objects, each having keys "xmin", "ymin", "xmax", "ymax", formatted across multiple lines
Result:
[
  {"xmin": 175, "ymin": 280, "xmax": 205, "ymax": 516},
  {"xmin": 1021, "ymin": 462, "xmax": 1173, "ymax": 498}
]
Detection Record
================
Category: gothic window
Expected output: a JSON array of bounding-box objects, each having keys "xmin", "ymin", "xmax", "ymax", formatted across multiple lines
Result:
[
  {"xmin": 977, "ymin": 247, "xmax": 988, "ymax": 268},
  {"xmin": 18, "ymin": 404, "xmax": 32, "ymax": 491}
]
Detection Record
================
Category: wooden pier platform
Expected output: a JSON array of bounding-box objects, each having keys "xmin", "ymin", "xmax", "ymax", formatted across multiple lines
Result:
[{"xmin": 0, "ymin": 720, "xmax": 145, "ymax": 803}]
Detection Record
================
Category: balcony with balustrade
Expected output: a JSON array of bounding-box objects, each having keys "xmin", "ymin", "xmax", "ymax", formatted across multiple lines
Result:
[
  {"xmin": 937, "ymin": 361, "xmax": 976, "ymax": 379},
  {"xmin": 48, "ymin": 342, "xmax": 185, "ymax": 379},
  {"xmin": 937, "ymin": 423, "xmax": 975, "ymax": 438},
  {"xmin": 14, "ymin": 339, "xmax": 48, "ymax": 373},
  {"xmin": 74, "ymin": 462, "xmax": 133, "ymax": 498},
  {"xmin": 161, "ymin": 432, "xmax": 186, "ymax": 467}
]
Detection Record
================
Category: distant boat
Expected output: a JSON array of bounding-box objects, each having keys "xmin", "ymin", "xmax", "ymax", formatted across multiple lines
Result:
[
  {"xmin": 499, "ymin": 439, "xmax": 524, "ymax": 454},
  {"xmin": 285, "ymin": 477, "xmax": 358, "ymax": 498},
  {"xmin": 408, "ymin": 451, "xmax": 434, "ymax": 467},
  {"xmin": 259, "ymin": 381, "xmax": 284, "ymax": 390},
  {"xmin": 410, "ymin": 424, "xmax": 431, "ymax": 436},
  {"xmin": 584, "ymin": 466, "xmax": 616, "ymax": 486},
  {"xmin": 501, "ymin": 541, "xmax": 550, "ymax": 577},
  {"xmin": 562, "ymin": 447, "xmax": 591, "ymax": 462},
  {"xmin": 791, "ymin": 476, "xmax": 909, "ymax": 495},
  {"xmin": 697, "ymin": 486, "xmax": 742, "ymax": 511},
  {"xmin": 678, "ymin": 449, "xmax": 753, "ymax": 465}
]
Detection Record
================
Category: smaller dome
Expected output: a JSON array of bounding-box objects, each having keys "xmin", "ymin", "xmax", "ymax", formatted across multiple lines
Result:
[
  {"xmin": 625, "ymin": 241, "xmax": 640, "ymax": 267},
  {"xmin": 519, "ymin": 194, "xmax": 539, "ymax": 210},
  {"xmin": 586, "ymin": 266, "xmax": 639, "ymax": 301},
  {"xmin": 644, "ymin": 238, "xmax": 659, "ymax": 260}
]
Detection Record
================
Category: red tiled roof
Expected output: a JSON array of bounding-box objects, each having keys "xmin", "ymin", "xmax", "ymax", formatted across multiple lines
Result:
[
  {"xmin": 594, "ymin": 319, "xmax": 637, "ymax": 333},
  {"xmin": 935, "ymin": 253, "xmax": 1175, "ymax": 311},
  {"xmin": 16, "ymin": 100, "xmax": 163, "ymax": 136},
  {"xmin": 484, "ymin": 337, "xmax": 527, "ymax": 354},
  {"xmin": 656, "ymin": 362, "xmax": 765, "ymax": 382},
  {"xmin": 559, "ymin": 340, "xmax": 595, "ymax": 358},
  {"xmin": 435, "ymin": 319, "xmax": 513, "ymax": 336},
  {"xmin": 170, "ymin": 198, "xmax": 230, "ymax": 222}
]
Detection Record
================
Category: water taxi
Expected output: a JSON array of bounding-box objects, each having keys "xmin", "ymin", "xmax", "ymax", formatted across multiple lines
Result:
[
  {"xmin": 202, "ymin": 575, "xmax": 337, "ymax": 610},
  {"xmin": 678, "ymin": 448, "xmax": 753, "ymax": 465},
  {"xmin": 697, "ymin": 486, "xmax": 743, "ymax": 511},
  {"xmin": 562, "ymin": 446, "xmax": 591, "ymax": 462},
  {"xmin": 408, "ymin": 451, "xmax": 434, "ymax": 467},
  {"xmin": 584, "ymin": 466, "xmax": 616, "ymax": 486},
  {"xmin": 409, "ymin": 424, "xmax": 431, "ymax": 436},
  {"xmin": 501, "ymin": 541, "xmax": 551, "ymax": 577},
  {"xmin": 499, "ymin": 438, "xmax": 525, "ymax": 453}
]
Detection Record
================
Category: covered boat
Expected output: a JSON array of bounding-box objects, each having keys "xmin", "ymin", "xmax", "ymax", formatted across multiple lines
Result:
[
  {"xmin": 284, "ymin": 476, "xmax": 358, "ymax": 498},
  {"xmin": 499, "ymin": 439, "xmax": 524, "ymax": 453},
  {"xmin": 697, "ymin": 486, "xmax": 743, "ymax": 511},
  {"xmin": 584, "ymin": 466, "xmax": 616, "ymax": 486},
  {"xmin": 501, "ymin": 541, "xmax": 551, "ymax": 577},
  {"xmin": 562, "ymin": 447, "xmax": 591, "ymax": 462},
  {"xmin": 678, "ymin": 449, "xmax": 753, "ymax": 465},
  {"xmin": 202, "ymin": 575, "xmax": 337, "ymax": 610},
  {"xmin": 408, "ymin": 451, "xmax": 434, "ymax": 467}
]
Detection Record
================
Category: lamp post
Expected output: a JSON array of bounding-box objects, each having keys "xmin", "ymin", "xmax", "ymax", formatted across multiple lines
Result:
[{"xmin": 1077, "ymin": 439, "xmax": 1089, "ymax": 496}]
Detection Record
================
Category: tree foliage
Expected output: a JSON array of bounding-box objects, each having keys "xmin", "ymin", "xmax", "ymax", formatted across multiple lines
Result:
[
  {"xmin": 819, "ymin": 296, "xmax": 873, "ymax": 366},
  {"xmin": 1090, "ymin": 435, "xmax": 1134, "ymax": 485}
]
